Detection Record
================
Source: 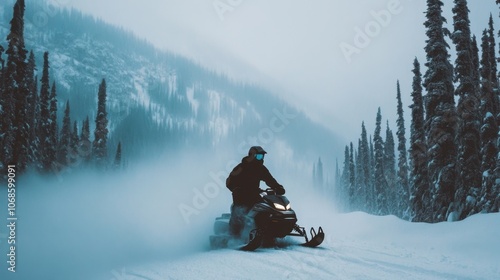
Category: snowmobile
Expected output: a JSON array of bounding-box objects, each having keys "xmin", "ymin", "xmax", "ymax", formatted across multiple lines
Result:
[{"xmin": 209, "ymin": 188, "xmax": 325, "ymax": 251}]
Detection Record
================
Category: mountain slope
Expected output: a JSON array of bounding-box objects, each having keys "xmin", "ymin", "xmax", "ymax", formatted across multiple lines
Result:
[{"xmin": 0, "ymin": 0, "xmax": 344, "ymax": 166}]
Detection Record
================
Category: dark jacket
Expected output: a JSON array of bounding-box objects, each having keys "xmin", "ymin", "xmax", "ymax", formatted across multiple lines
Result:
[{"xmin": 226, "ymin": 156, "xmax": 283, "ymax": 207}]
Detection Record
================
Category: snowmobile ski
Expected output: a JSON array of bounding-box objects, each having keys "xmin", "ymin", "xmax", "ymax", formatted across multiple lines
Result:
[
  {"xmin": 289, "ymin": 225, "xmax": 325, "ymax": 247},
  {"xmin": 302, "ymin": 227, "xmax": 324, "ymax": 247}
]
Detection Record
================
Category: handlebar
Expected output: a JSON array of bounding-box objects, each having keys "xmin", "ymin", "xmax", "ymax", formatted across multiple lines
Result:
[{"xmin": 260, "ymin": 188, "xmax": 276, "ymax": 196}]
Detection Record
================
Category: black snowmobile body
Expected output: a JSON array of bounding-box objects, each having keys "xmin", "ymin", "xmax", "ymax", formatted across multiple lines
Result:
[{"xmin": 209, "ymin": 189, "xmax": 324, "ymax": 251}]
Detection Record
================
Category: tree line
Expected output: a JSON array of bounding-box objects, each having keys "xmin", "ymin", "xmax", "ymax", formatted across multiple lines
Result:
[
  {"xmin": 0, "ymin": 0, "xmax": 121, "ymax": 176},
  {"xmin": 334, "ymin": 0, "xmax": 500, "ymax": 222}
]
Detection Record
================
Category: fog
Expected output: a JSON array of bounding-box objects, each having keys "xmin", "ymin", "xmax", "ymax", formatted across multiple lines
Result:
[
  {"xmin": 56, "ymin": 0, "xmax": 500, "ymax": 141},
  {"xmin": 0, "ymin": 146, "xmax": 334, "ymax": 280}
]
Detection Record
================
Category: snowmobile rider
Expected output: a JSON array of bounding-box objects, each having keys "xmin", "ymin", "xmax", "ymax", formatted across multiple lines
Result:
[{"xmin": 226, "ymin": 146, "xmax": 285, "ymax": 237}]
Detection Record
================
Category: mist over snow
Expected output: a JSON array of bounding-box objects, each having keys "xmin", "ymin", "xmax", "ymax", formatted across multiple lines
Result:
[
  {"xmin": 1, "ymin": 148, "xmax": 498, "ymax": 279},
  {"xmin": 0, "ymin": 146, "xmax": 334, "ymax": 280}
]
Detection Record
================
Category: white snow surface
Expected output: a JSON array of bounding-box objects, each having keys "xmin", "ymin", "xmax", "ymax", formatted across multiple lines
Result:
[
  {"xmin": 107, "ymin": 213, "xmax": 500, "ymax": 280},
  {"xmin": 1, "ymin": 158, "xmax": 498, "ymax": 280}
]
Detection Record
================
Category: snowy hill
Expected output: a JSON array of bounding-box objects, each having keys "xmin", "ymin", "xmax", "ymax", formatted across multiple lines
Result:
[{"xmin": 0, "ymin": 0, "xmax": 343, "ymax": 165}]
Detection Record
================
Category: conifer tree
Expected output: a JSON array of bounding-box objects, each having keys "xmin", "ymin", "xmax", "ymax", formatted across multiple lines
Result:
[
  {"xmin": 409, "ymin": 58, "xmax": 431, "ymax": 222},
  {"xmin": 316, "ymin": 157, "xmax": 324, "ymax": 189},
  {"xmin": 374, "ymin": 108, "xmax": 388, "ymax": 215},
  {"xmin": 384, "ymin": 121, "xmax": 396, "ymax": 215},
  {"xmin": 479, "ymin": 30, "xmax": 498, "ymax": 213},
  {"xmin": 114, "ymin": 142, "xmax": 122, "ymax": 170},
  {"xmin": 335, "ymin": 158, "xmax": 341, "ymax": 200},
  {"xmin": 48, "ymin": 81, "xmax": 58, "ymax": 171},
  {"xmin": 368, "ymin": 135, "xmax": 375, "ymax": 212},
  {"xmin": 452, "ymin": 0, "xmax": 481, "ymax": 220},
  {"xmin": 423, "ymin": 0, "xmax": 457, "ymax": 222},
  {"xmin": 349, "ymin": 142, "xmax": 356, "ymax": 210},
  {"xmin": 487, "ymin": 15, "xmax": 498, "ymax": 92},
  {"xmin": 38, "ymin": 52, "xmax": 51, "ymax": 172},
  {"xmin": 58, "ymin": 101, "xmax": 71, "ymax": 166},
  {"xmin": 396, "ymin": 81, "xmax": 410, "ymax": 219},
  {"xmin": 479, "ymin": 31, "xmax": 497, "ymax": 121},
  {"xmin": 0, "ymin": 45, "xmax": 4, "ymax": 170},
  {"xmin": 471, "ymin": 36, "xmax": 480, "ymax": 96},
  {"xmin": 79, "ymin": 116, "xmax": 91, "ymax": 163},
  {"xmin": 0, "ymin": 45, "xmax": 4, "ymax": 69},
  {"xmin": 25, "ymin": 51, "xmax": 38, "ymax": 166},
  {"xmin": 70, "ymin": 121, "xmax": 79, "ymax": 165},
  {"xmin": 93, "ymin": 79, "xmax": 109, "ymax": 168},
  {"xmin": 1, "ymin": 0, "xmax": 28, "ymax": 172},
  {"xmin": 359, "ymin": 123, "xmax": 370, "ymax": 211},
  {"xmin": 313, "ymin": 163, "xmax": 317, "ymax": 187},
  {"xmin": 341, "ymin": 145, "xmax": 350, "ymax": 211},
  {"xmin": 355, "ymin": 140, "xmax": 363, "ymax": 209}
]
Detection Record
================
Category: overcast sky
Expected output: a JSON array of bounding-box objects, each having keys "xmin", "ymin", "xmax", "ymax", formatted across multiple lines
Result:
[{"xmin": 49, "ymin": 0, "xmax": 499, "ymax": 142}]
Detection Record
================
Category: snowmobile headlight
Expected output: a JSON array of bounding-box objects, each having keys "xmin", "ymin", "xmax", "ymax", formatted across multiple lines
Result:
[
  {"xmin": 286, "ymin": 203, "xmax": 291, "ymax": 210},
  {"xmin": 273, "ymin": 203, "xmax": 286, "ymax": 210}
]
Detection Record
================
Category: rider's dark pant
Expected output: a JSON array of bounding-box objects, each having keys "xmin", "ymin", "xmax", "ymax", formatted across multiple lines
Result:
[{"xmin": 229, "ymin": 204, "xmax": 250, "ymax": 237}]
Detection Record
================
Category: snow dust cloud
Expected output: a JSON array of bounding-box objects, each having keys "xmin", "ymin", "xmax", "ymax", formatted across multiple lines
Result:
[{"xmin": 0, "ymin": 145, "xmax": 336, "ymax": 280}]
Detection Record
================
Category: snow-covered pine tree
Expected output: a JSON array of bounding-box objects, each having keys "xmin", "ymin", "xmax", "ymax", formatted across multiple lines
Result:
[
  {"xmin": 349, "ymin": 142, "xmax": 356, "ymax": 210},
  {"xmin": 471, "ymin": 36, "xmax": 480, "ymax": 99},
  {"xmin": 26, "ymin": 51, "xmax": 39, "ymax": 166},
  {"xmin": 113, "ymin": 141, "xmax": 122, "ymax": 170},
  {"xmin": 48, "ymin": 81, "xmax": 58, "ymax": 171},
  {"xmin": 335, "ymin": 158, "xmax": 341, "ymax": 203},
  {"xmin": 58, "ymin": 101, "xmax": 71, "ymax": 167},
  {"xmin": 360, "ymin": 122, "xmax": 370, "ymax": 212},
  {"xmin": 452, "ymin": 0, "xmax": 481, "ymax": 220},
  {"xmin": 2, "ymin": 0, "xmax": 28, "ymax": 172},
  {"xmin": 479, "ymin": 30, "xmax": 498, "ymax": 213},
  {"xmin": 423, "ymin": 0, "xmax": 457, "ymax": 222},
  {"xmin": 409, "ymin": 58, "xmax": 431, "ymax": 222},
  {"xmin": 313, "ymin": 162, "xmax": 317, "ymax": 187},
  {"xmin": 368, "ymin": 135, "xmax": 375, "ymax": 213},
  {"xmin": 93, "ymin": 79, "xmax": 109, "ymax": 168},
  {"xmin": 79, "ymin": 116, "xmax": 91, "ymax": 163},
  {"xmin": 341, "ymin": 145, "xmax": 350, "ymax": 211},
  {"xmin": 355, "ymin": 139, "xmax": 363, "ymax": 210},
  {"xmin": 396, "ymin": 81, "xmax": 410, "ymax": 219},
  {"xmin": 70, "ymin": 120, "xmax": 79, "ymax": 165},
  {"xmin": 0, "ymin": 45, "xmax": 4, "ymax": 170},
  {"xmin": 38, "ymin": 52, "xmax": 51, "ymax": 172},
  {"xmin": 317, "ymin": 157, "xmax": 324, "ymax": 190},
  {"xmin": 488, "ymin": 15, "xmax": 499, "ymax": 93},
  {"xmin": 384, "ymin": 121, "xmax": 396, "ymax": 215},
  {"xmin": 374, "ymin": 108, "xmax": 388, "ymax": 215},
  {"xmin": 312, "ymin": 158, "xmax": 324, "ymax": 190}
]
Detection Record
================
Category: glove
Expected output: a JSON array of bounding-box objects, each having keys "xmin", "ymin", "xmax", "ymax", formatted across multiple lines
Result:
[{"xmin": 275, "ymin": 186, "xmax": 285, "ymax": 195}]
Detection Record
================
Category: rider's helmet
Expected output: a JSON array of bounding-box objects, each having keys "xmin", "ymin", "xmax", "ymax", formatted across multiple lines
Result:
[{"xmin": 248, "ymin": 146, "xmax": 267, "ymax": 161}]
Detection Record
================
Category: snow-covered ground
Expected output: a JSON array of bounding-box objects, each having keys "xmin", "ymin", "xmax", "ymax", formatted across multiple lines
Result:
[
  {"xmin": 103, "ymin": 212, "xmax": 500, "ymax": 280},
  {"xmin": 1, "ymin": 156, "xmax": 498, "ymax": 280}
]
